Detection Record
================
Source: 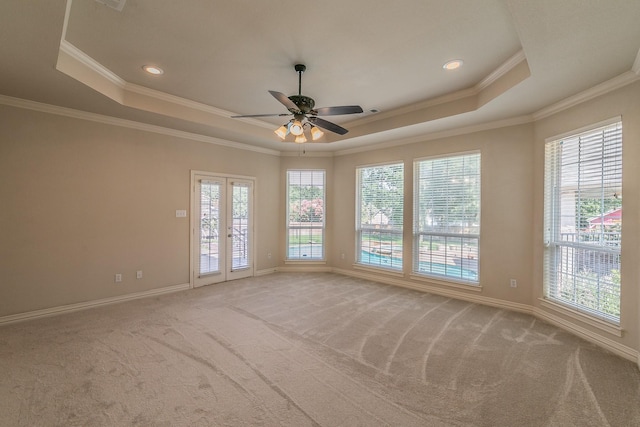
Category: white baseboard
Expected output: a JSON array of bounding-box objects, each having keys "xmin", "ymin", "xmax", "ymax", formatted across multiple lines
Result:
[
  {"xmin": 332, "ymin": 267, "xmax": 533, "ymax": 314},
  {"xmin": 277, "ymin": 265, "xmax": 333, "ymax": 273},
  {"xmin": 538, "ymin": 298, "xmax": 623, "ymax": 337},
  {"xmin": 3, "ymin": 269, "xmax": 638, "ymax": 366},
  {"xmin": 533, "ymin": 307, "xmax": 638, "ymax": 363},
  {"xmin": 0, "ymin": 283, "xmax": 190, "ymax": 326},
  {"xmin": 255, "ymin": 268, "xmax": 278, "ymax": 276},
  {"xmin": 332, "ymin": 267, "xmax": 638, "ymax": 364}
]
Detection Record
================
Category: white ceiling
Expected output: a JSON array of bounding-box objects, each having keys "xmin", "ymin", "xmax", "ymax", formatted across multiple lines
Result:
[{"xmin": 2, "ymin": 0, "xmax": 640, "ymax": 153}]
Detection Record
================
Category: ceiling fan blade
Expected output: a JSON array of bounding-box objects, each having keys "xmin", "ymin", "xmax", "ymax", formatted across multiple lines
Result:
[
  {"xmin": 313, "ymin": 105, "xmax": 363, "ymax": 116},
  {"xmin": 231, "ymin": 113, "xmax": 291, "ymax": 118},
  {"xmin": 309, "ymin": 117, "xmax": 349, "ymax": 135},
  {"xmin": 269, "ymin": 90, "xmax": 298, "ymax": 112}
]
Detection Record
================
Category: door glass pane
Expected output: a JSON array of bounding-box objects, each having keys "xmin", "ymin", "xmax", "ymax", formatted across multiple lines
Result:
[
  {"xmin": 199, "ymin": 180, "xmax": 220, "ymax": 275},
  {"xmin": 231, "ymin": 183, "xmax": 249, "ymax": 270}
]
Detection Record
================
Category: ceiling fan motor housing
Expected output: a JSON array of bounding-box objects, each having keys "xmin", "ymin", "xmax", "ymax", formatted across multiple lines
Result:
[
  {"xmin": 288, "ymin": 95, "xmax": 315, "ymax": 114},
  {"xmin": 231, "ymin": 63, "xmax": 360, "ymax": 136}
]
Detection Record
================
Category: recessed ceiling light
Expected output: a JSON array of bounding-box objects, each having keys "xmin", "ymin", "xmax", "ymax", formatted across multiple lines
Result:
[
  {"xmin": 142, "ymin": 65, "xmax": 164, "ymax": 75},
  {"xmin": 443, "ymin": 59, "xmax": 463, "ymax": 70}
]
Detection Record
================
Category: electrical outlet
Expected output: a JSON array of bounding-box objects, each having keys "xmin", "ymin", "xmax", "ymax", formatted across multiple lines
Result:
[
  {"xmin": 136, "ymin": 270, "xmax": 143, "ymax": 279},
  {"xmin": 341, "ymin": 253, "xmax": 345, "ymax": 260},
  {"xmin": 510, "ymin": 279, "xmax": 517, "ymax": 288},
  {"xmin": 115, "ymin": 273, "xmax": 122, "ymax": 283},
  {"xmin": 267, "ymin": 252, "xmax": 272, "ymax": 259}
]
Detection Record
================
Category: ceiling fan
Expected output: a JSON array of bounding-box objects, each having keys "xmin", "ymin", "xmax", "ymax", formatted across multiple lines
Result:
[{"xmin": 231, "ymin": 64, "xmax": 363, "ymax": 142}]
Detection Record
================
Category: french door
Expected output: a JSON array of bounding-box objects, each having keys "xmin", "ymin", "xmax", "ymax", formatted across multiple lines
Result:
[{"xmin": 191, "ymin": 172, "xmax": 254, "ymax": 287}]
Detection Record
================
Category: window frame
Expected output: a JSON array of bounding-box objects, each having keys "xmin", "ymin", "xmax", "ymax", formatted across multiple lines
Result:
[
  {"xmin": 412, "ymin": 151, "xmax": 481, "ymax": 285},
  {"xmin": 355, "ymin": 162, "xmax": 405, "ymax": 272},
  {"xmin": 286, "ymin": 169, "xmax": 326, "ymax": 261},
  {"xmin": 543, "ymin": 118, "xmax": 622, "ymax": 324}
]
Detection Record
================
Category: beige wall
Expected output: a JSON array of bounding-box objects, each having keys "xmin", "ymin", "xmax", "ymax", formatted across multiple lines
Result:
[
  {"xmin": 533, "ymin": 81, "xmax": 640, "ymax": 352},
  {"xmin": 0, "ymin": 105, "xmax": 280, "ymax": 316},
  {"xmin": 1, "ymin": 79, "xmax": 638, "ymax": 360},
  {"xmin": 330, "ymin": 124, "xmax": 535, "ymax": 306}
]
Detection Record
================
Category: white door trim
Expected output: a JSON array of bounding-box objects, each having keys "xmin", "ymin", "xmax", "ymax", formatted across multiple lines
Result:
[{"xmin": 190, "ymin": 170, "xmax": 256, "ymax": 288}]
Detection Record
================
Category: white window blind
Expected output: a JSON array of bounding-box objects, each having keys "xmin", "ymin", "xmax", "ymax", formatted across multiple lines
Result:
[
  {"xmin": 544, "ymin": 120, "xmax": 622, "ymax": 323},
  {"xmin": 356, "ymin": 163, "xmax": 404, "ymax": 270},
  {"xmin": 287, "ymin": 170, "xmax": 325, "ymax": 260},
  {"xmin": 413, "ymin": 152, "xmax": 480, "ymax": 283}
]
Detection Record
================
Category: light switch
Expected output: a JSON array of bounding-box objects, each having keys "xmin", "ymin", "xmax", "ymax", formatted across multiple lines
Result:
[{"xmin": 175, "ymin": 210, "xmax": 187, "ymax": 218}]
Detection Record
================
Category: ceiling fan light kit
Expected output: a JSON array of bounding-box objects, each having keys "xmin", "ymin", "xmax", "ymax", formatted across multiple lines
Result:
[
  {"xmin": 274, "ymin": 124, "xmax": 288, "ymax": 139},
  {"xmin": 289, "ymin": 120, "xmax": 304, "ymax": 136},
  {"xmin": 310, "ymin": 126, "xmax": 324, "ymax": 140},
  {"xmin": 233, "ymin": 64, "xmax": 363, "ymax": 143}
]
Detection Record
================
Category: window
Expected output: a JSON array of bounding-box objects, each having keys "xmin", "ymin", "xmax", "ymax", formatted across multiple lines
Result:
[
  {"xmin": 356, "ymin": 163, "xmax": 404, "ymax": 270},
  {"xmin": 413, "ymin": 152, "xmax": 480, "ymax": 284},
  {"xmin": 544, "ymin": 120, "xmax": 622, "ymax": 323},
  {"xmin": 287, "ymin": 170, "xmax": 325, "ymax": 260}
]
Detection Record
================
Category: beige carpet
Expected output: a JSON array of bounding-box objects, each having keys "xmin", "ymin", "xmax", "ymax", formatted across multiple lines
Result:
[{"xmin": 1, "ymin": 272, "xmax": 639, "ymax": 426}]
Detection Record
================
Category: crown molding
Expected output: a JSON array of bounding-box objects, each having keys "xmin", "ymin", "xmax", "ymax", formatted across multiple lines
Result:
[
  {"xmin": 343, "ymin": 89, "xmax": 476, "ymax": 130},
  {"xmin": 632, "ymin": 47, "xmax": 640, "ymax": 75},
  {"xmin": 11, "ymin": 67, "xmax": 634, "ymax": 160},
  {"xmin": 533, "ymin": 70, "xmax": 640, "ymax": 121},
  {"xmin": 280, "ymin": 150, "xmax": 334, "ymax": 158},
  {"xmin": 123, "ymin": 82, "xmax": 273, "ymax": 131},
  {"xmin": 51, "ymin": 5, "xmax": 640, "ymax": 158},
  {"xmin": 59, "ymin": 40, "xmax": 125, "ymax": 88},
  {"xmin": 60, "ymin": 0, "xmax": 73, "ymax": 45},
  {"xmin": 56, "ymin": 10, "xmax": 533, "ymax": 157},
  {"xmin": 334, "ymin": 114, "xmax": 533, "ymax": 157},
  {"xmin": 347, "ymin": 50, "xmax": 528, "ymax": 129},
  {"xmin": 0, "ymin": 95, "xmax": 280, "ymax": 156},
  {"xmin": 58, "ymin": 40, "xmax": 275, "ymax": 132},
  {"xmin": 53, "ymin": 3, "xmax": 639, "ymax": 158},
  {"xmin": 476, "ymin": 49, "xmax": 527, "ymax": 91},
  {"xmin": 125, "ymin": 82, "xmax": 228, "ymax": 116}
]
